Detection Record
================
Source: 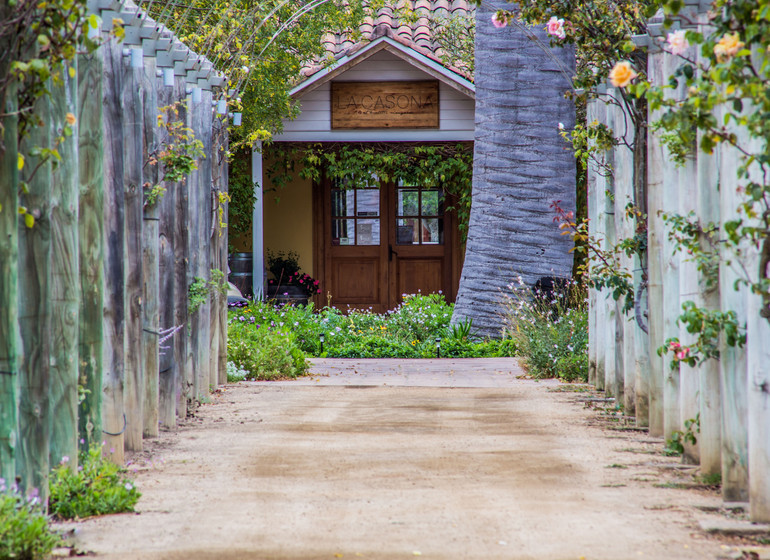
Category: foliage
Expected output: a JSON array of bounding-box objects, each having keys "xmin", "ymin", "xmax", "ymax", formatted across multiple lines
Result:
[
  {"xmin": 145, "ymin": 0, "xmax": 376, "ymax": 145},
  {"xmin": 0, "ymin": 480, "xmax": 60, "ymax": 560},
  {"xmin": 227, "ymin": 313, "xmax": 308, "ymax": 380},
  {"xmin": 227, "ymin": 294, "xmax": 518, "ymax": 364},
  {"xmin": 227, "ymin": 147, "xmax": 258, "ymax": 242},
  {"xmin": 266, "ymin": 249, "xmax": 301, "ymax": 279},
  {"xmin": 664, "ymin": 415, "xmax": 699, "ymax": 456},
  {"xmin": 658, "ymin": 303, "xmax": 746, "ymax": 368},
  {"xmin": 226, "ymin": 361, "xmax": 249, "ymax": 382},
  {"xmin": 430, "ymin": 12, "xmax": 475, "ymax": 78},
  {"xmin": 188, "ymin": 269, "xmax": 228, "ymax": 314},
  {"xmin": 144, "ymin": 103, "xmax": 205, "ymax": 208},
  {"xmin": 265, "ymin": 142, "xmax": 474, "ymax": 240},
  {"xmin": 501, "ymin": 276, "xmax": 588, "ymax": 382},
  {"xmin": 552, "ymin": 200, "xmax": 641, "ymax": 314},
  {"xmin": 663, "ymin": 212, "xmax": 720, "ymax": 290},
  {"xmin": 48, "ymin": 444, "xmax": 140, "ymax": 520}
]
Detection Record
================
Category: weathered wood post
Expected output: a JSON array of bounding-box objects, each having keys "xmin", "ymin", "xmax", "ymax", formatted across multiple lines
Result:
[
  {"xmin": 142, "ymin": 58, "xmax": 160, "ymax": 438},
  {"xmin": 718, "ymin": 110, "xmax": 749, "ymax": 502},
  {"xmin": 593, "ymin": 95, "xmax": 608, "ymax": 392},
  {"xmin": 586, "ymin": 97, "xmax": 599, "ymax": 388},
  {"xmin": 122, "ymin": 45, "xmax": 145, "ymax": 452},
  {"xmin": 677, "ymin": 123, "xmax": 700, "ymax": 465},
  {"xmin": 745, "ymin": 125, "xmax": 770, "ymax": 520},
  {"xmin": 602, "ymin": 89, "xmax": 619, "ymax": 398},
  {"xmin": 612, "ymin": 100, "xmax": 637, "ymax": 415},
  {"xmin": 0, "ymin": 62, "xmax": 20, "ymax": 484},
  {"xmin": 189, "ymin": 88, "xmax": 213, "ymax": 399},
  {"xmin": 215, "ymin": 121, "xmax": 229, "ymax": 385},
  {"xmin": 157, "ymin": 84, "xmax": 177, "ymax": 428},
  {"xmin": 694, "ymin": 140, "xmax": 722, "ymax": 475},
  {"xmin": 645, "ymin": 44, "xmax": 666, "ymax": 437},
  {"xmin": 660, "ymin": 52, "xmax": 682, "ymax": 442},
  {"xmin": 77, "ymin": 35, "xmax": 105, "ymax": 450},
  {"xmin": 49, "ymin": 61, "xmax": 81, "ymax": 468},
  {"xmin": 102, "ymin": 39, "xmax": 127, "ymax": 464},
  {"xmin": 17, "ymin": 93, "xmax": 53, "ymax": 497},
  {"xmin": 173, "ymin": 79, "xmax": 191, "ymax": 418}
]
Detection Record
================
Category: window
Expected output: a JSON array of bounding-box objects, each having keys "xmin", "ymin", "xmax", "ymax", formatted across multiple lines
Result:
[
  {"xmin": 395, "ymin": 182, "xmax": 443, "ymax": 245},
  {"xmin": 331, "ymin": 182, "xmax": 381, "ymax": 246}
]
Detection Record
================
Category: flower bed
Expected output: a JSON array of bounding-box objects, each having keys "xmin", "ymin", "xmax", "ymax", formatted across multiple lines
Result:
[{"xmin": 227, "ymin": 293, "xmax": 518, "ymax": 380}]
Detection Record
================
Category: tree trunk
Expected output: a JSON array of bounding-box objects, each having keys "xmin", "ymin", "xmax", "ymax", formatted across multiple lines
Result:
[{"xmin": 452, "ymin": 1, "xmax": 576, "ymax": 337}]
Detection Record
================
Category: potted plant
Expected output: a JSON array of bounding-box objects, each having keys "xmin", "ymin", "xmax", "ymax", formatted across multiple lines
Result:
[{"xmin": 266, "ymin": 250, "xmax": 321, "ymax": 304}]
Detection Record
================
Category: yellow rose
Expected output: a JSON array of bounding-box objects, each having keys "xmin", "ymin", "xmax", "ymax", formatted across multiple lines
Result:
[
  {"xmin": 65, "ymin": 112, "xmax": 76, "ymax": 125},
  {"xmin": 609, "ymin": 61, "xmax": 637, "ymax": 88},
  {"xmin": 714, "ymin": 33, "xmax": 744, "ymax": 61}
]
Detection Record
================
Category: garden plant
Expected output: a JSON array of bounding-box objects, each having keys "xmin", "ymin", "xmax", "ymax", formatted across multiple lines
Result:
[
  {"xmin": 226, "ymin": 292, "xmax": 574, "ymax": 381},
  {"xmin": 0, "ymin": 480, "xmax": 60, "ymax": 560}
]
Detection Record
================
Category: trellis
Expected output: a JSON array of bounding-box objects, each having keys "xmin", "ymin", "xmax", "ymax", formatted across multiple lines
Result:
[
  {"xmin": 0, "ymin": 1, "xmax": 229, "ymax": 499},
  {"xmin": 587, "ymin": 5, "xmax": 770, "ymax": 522}
]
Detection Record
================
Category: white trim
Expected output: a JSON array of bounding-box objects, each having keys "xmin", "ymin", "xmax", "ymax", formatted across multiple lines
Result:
[
  {"xmin": 273, "ymin": 130, "xmax": 475, "ymax": 142},
  {"xmin": 290, "ymin": 36, "xmax": 475, "ymax": 100},
  {"xmin": 251, "ymin": 143, "xmax": 264, "ymax": 301}
]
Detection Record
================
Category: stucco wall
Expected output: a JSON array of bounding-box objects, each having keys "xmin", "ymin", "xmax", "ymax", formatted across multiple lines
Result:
[{"xmin": 262, "ymin": 163, "xmax": 315, "ymax": 277}]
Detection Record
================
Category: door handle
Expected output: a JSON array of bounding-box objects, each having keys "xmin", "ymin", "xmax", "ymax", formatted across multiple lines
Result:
[{"xmin": 389, "ymin": 244, "xmax": 398, "ymax": 261}]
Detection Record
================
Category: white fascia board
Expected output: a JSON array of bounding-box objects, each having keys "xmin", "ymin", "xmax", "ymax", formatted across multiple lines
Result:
[
  {"xmin": 272, "ymin": 130, "xmax": 475, "ymax": 142},
  {"xmin": 289, "ymin": 36, "xmax": 475, "ymax": 99}
]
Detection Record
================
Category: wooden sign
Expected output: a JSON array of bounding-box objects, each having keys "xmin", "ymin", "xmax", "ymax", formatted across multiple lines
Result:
[{"xmin": 331, "ymin": 81, "xmax": 439, "ymax": 129}]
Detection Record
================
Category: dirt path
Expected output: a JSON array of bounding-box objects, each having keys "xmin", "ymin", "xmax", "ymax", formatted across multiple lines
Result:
[{"xmin": 67, "ymin": 359, "xmax": 733, "ymax": 559}]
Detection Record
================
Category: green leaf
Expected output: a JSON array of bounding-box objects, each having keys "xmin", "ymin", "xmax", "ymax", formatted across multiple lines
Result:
[{"xmin": 24, "ymin": 213, "xmax": 34, "ymax": 228}]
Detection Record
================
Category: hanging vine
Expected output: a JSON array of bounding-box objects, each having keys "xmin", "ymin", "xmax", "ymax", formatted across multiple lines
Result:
[{"xmin": 263, "ymin": 142, "xmax": 475, "ymax": 239}]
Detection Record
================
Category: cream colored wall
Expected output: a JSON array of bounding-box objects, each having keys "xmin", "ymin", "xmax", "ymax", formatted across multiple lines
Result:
[{"xmin": 262, "ymin": 168, "xmax": 314, "ymax": 277}]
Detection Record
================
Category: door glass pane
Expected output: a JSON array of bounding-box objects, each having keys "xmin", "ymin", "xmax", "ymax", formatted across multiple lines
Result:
[
  {"xmin": 396, "ymin": 218, "xmax": 418, "ymax": 245},
  {"xmin": 397, "ymin": 189, "xmax": 419, "ymax": 217},
  {"xmin": 332, "ymin": 219, "xmax": 354, "ymax": 245},
  {"xmin": 422, "ymin": 218, "xmax": 443, "ymax": 244},
  {"xmin": 331, "ymin": 189, "xmax": 354, "ymax": 217},
  {"xmin": 356, "ymin": 219, "xmax": 380, "ymax": 245},
  {"xmin": 356, "ymin": 189, "xmax": 380, "ymax": 217},
  {"xmin": 421, "ymin": 190, "xmax": 442, "ymax": 216}
]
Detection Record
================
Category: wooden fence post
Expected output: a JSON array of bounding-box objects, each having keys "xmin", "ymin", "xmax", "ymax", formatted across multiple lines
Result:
[
  {"xmin": 593, "ymin": 96, "xmax": 607, "ymax": 392},
  {"xmin": 0, "ymin": 72, "xmax": 20, "ymax": 484},
  {"xmin": 677, "ymin": 124, "xmax": 700, "ymax": 465},
  {"xmin": 142, "ymin": 58, "xmax": 160, "ymax": 438},
  {"xmin": 157, "ymin": 84, "xmax": 177, "ymax": 428},
  {"xmin": 49, "ymin": 62, "xmax": 81, "ymax": 469},
  {"xmin": 17, "ymin": 93, "xmax": 53, "ymax": 498},
  {"xmin": 613, "ymin": 102, "xmax": 636, "ymax": 415},
  {"xmin": 173, "ymin": 79, "xmax": 191, "ymax": 418},
  {"xmin": 586, "ymin": 99, "xmax": 599, "ymax": 388},
  {"xmin": 745, "ymin": 124, "xmax": 770, "ymax": 520},
  {"xmin": 122, "ymin": 48, "xmax": 145, "ymax": 452},
  {"xmin": 602, "ymin": 89, "xmax": 619, "ymax": 398},
  {"xmin": 77, "ymin": 39, "xmax": 105, "ymax": 450},
  {"xmin": 102, "ymin": 39, "xmax": 126, "ymax": 464},
  {"xmin": 645, "ymin": 46, "xmax": 666, "ymax": 437},
  {"xmin": 214, "ymin": 121, "xmax": 229, "ymax": 385},
  {"xmin": 660, "ymin": 52, "xmax": 682, "ymax": 442},
  {"xmin": 718, "ymin": 111, "xmax": 749, "ymax": 502}
]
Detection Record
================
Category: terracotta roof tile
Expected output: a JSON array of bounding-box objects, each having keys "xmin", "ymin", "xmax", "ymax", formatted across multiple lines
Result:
[{"xmin": 299, "ymin": 0, "xmax": 474, "ymax": 82}]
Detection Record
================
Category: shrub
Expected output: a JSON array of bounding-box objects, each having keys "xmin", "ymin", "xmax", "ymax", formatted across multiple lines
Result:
[
  {"xmin": 226, "ymin": 361, "xmax": 249, "ymax": 382},
  {"xmin": 227, "ymin": 294, "xmax": 520, "ymax": 364},
  {"xmin": 0, "ymin": 481, "xmax": 60, "ymax": 560},
  {"xmin": 48, "ymin": 444, "xmax": 141, "ymax": 520},
  {"xmin": 228, "ymin": 313, "xmax": 308, "ymax": 379},
  {"xmin": 501, "ymin": 276, "xmax": 588, "ymax": 381}
]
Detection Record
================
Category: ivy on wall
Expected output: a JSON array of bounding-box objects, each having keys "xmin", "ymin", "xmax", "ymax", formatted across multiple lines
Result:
[{"xmin": 262, "ymin": 142, "xmax": 475, "ymax": 240}]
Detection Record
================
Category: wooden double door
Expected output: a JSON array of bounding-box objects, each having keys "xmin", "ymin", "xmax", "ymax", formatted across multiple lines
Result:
[{"xmin": 315, "ymin": 177, "xmax": 455, "ymax": 313}]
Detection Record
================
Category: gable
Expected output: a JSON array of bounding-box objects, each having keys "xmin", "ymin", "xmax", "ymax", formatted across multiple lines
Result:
[{"xmin": 274, "ymin": 49, "xmax": 475, "ymax": 142}]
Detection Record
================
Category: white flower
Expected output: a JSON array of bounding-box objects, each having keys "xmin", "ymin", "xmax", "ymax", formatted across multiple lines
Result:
[
  {"xmin": 125, "ymin": 482, "xmax": 133, "ymax": 491},
  {"xmin": 666, "ymin": 30, "xmax": 689, "ymax": 56}
]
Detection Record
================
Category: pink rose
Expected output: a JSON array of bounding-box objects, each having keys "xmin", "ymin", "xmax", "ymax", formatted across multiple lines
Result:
[
  {"xmin": 491, "ymin": 12, "xmax": 508, "ymax": 28},
  {"xmin": 546, "ymin": 16, "xmax": 566, "ymax": 40},
  {"xmin": 666, "ymin": 30, "xmax": 689, "ymax": 56}
]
